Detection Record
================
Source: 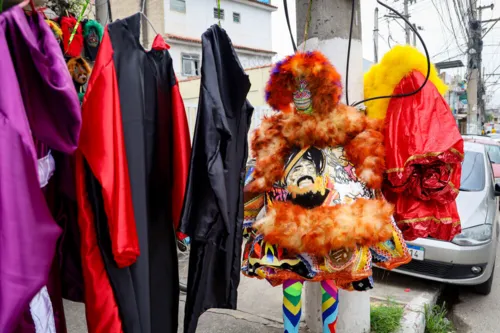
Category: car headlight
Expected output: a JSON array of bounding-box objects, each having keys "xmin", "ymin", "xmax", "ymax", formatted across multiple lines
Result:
[{"xmin": 452, "ymin": 224, "xmax": 493, "ymax": 246}]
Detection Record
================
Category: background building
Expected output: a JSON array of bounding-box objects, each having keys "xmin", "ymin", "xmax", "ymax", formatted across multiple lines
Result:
[{"xmin": 110, "ymin": 0, "xmax": 277, "ymax": 80}]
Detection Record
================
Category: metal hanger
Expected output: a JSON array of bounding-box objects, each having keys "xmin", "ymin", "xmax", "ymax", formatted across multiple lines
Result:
[{"xmin": 139, "ymin": 0, "xmax": 159, "ymax": 36}]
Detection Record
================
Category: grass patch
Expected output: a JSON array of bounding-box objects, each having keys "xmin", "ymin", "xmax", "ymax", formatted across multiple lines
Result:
[
  {"xmin": 425, "ymin": 303, "xmax": 455, "ymax": 333},
  {"xmin": 371, "ymin": 300, "xmax": 404, "ymax": 333}
]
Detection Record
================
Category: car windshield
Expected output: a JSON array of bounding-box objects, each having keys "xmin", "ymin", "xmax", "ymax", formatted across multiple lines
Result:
[
  {"xmin": 460, "ymin": 151, "xmax": 485, "ymax": 192},
  {"xmin": 485, "ymin": 145, "xmax": 500, "ymax": 163}
]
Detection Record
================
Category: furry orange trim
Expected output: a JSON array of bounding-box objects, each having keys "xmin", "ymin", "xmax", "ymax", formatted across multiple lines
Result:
[
  {"xmin": 265, "ymin": 51, "xmax": 342, "ymax": 115},
  {"xmin": 255, "ymin": 199, "xmax": 394, "ymax": 256},
  {"xmin": 344, "ymin": 129, "xmax": 386, "ymax": 189},
  {"xmin": 248, "ymin": 104, "xmax": 387, "ymax": 192},
  {"xmin": 67, "ymin": 57, "xmax": 92, "ymax": 85}
]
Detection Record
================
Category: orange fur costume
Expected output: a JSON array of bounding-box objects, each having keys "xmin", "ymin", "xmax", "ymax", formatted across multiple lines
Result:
[
  {"xmin": 255, "ymin": 198, "xmax": 394, "ymax": 256},
  {"xmin": 249, "ymin": 52, "xmax": 385, "ymax": 193},
  {"xmin": 247, "ymin": 51, "xmax": 393, "ymax": 255}
]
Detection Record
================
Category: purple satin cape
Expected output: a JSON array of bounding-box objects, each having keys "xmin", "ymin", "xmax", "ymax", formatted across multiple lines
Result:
[{"xmin": 0, "ymin": 6, "xmax": 81, "ymax": 332}]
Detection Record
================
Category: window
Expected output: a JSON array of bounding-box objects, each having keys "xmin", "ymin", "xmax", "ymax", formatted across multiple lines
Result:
[
  {"xmin": 485, "ymin": 145, "xmax": 500, "ymax": 164},
  {"xmin": 213, "ymin": 8, "xmax": 225, "ymax": 20},
  {"xmin": 460, "ymin": 151, "xmax": 486, "ymax": 192},
  {"xmin": 182, "ymin": 54, "xmax": 200, "ymax": 77},
  {"xmin": 170, "ymin": 0, "xmax": 186, "ymax": 13},
  {"xmin": 233, "ymin": 12, "xmax": 241, "ymax": 23}
]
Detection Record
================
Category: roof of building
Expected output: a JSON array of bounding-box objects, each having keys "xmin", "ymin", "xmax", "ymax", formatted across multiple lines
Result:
[
  {"xmin": 165, "ymin": 33, "xmax": 277, "ymax": 55},
  {"xmin": 246, "ymin": 0, "xmax": 278, "ymax": 10}
]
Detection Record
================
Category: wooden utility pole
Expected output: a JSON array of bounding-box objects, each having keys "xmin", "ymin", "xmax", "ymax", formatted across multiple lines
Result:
[
  {"xmin": 374, "ymin": 7, "xmax": 379, "ymax": 63},
  {"xmin": 296, "ymin": 1, "xmax": 369, "ymax": 332}
]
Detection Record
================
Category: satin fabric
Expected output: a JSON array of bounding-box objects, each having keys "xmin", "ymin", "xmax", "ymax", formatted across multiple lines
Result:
[
  {"xmin": 383, "ymin": 71, "xmax": 463, "ymax": 241},
  {"xmin": 75, "ymin": 153, "xmax": 124, "ymax": 333},
  {"xmin": 0, "ymin": 7, "xmax": 80, "ymax": 332},
  {"xmin": 76, "ymin": 27, "xmax": 131, "ymax": 333},
  {"xmin": 79, "ymin": 27, "xmax": 140, "ymax": 270},
  {"xmin": 76, "ymin": 13, "xmax": 190, "ymax": 333},
  {"xmin": 179, "ymin": 25, "xmax": 253, "ymax": 333}
]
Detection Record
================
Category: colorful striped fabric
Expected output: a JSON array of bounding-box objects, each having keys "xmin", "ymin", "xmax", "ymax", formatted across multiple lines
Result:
[
  {"xmin": 321, "ymin": 280, "xmax": 339, "ymax": 333},
  {"xmin": 283, "ymin": 280, "xmax": 303, "ymax": 333}
]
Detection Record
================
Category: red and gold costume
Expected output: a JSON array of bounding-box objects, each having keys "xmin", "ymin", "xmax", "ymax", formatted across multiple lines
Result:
[{"xmin": 364, "ymin": 46, "xmax": 464, "ymax": 241}]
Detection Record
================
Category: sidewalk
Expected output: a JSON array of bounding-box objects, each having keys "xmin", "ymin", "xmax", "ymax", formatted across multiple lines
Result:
[
  {"xmin": 65, "ymin": 275, "xmax": 301, "ymax": 333},
  {"xmin": 65, "ymin": 269, "xmax": 440, "ymax": 333},
  {"xmin": 370, "ymin": 269, "xmax": 442, "ymax": 333}
]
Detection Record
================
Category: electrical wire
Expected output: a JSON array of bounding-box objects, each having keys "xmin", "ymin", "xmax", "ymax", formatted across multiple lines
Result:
[
  {"xmin": 283, "ymin": 0, "xmax": 297, "ymax": 52},
  {"xmin": 345, "ymin": 0, "xmax": 355, "ymax": 105},
  {"xmin": 281, "ymin": 0, "xmax": 431, "ymax": 108},
  {"xmin": 350, "ymin": 0, "xmax": 431, "ymax": 107},
  {"xmin": 431, "ymin": 0, "xmax": 465, "ymax": 54}
]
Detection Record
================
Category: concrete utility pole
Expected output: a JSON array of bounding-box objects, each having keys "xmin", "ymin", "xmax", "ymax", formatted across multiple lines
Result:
[
  {"xmin": 477, "ymin": 4, "xmax": 496, "ymax": 126},
  {"xmin": 95, "ymin": 0, "xmax": 111, "ymax": 25},
  {"xmin": 404, "ymin": 0, "xmax": 411, "ymax": 44},
  {"xmin": 467, "ymin": 0, "xmax": 480, "ymax": 134},
  {"xmin": 296, "ymin": 1, "xmax": 369, "ymax": 332},
  {"xmin": 467, "ymin": 3, "xmax": 494, "ymax": 133},
  {"xmin": 374, "ymin": 7, "xmax": 379, "ymax": 63},
  {"xmin": 412, "ymin": 23, "xmax": 417, "ymax": 47}
]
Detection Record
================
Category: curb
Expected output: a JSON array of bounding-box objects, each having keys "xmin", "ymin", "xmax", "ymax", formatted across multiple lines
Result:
[{"xmin": 397, "ymin": 287, "xmax": 443, "ymax": 333}]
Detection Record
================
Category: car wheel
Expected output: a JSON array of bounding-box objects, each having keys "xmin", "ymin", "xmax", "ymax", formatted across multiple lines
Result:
[{"xmin": 475, "ymin": 264, "xmax": 495, "ymax": 295}]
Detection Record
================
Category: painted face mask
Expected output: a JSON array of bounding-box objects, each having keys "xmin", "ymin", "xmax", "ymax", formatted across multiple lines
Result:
[{"xmin": 293, "ymin": 79, "xmax": 313, "ymax": 114}]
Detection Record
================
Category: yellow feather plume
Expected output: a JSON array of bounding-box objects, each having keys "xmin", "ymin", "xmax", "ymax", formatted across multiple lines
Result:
[{"xmin": 364, "ymin": 45, "xmax": 448, "ymax": 119}]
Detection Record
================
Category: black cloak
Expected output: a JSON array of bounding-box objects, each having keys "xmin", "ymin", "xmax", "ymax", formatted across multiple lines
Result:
[{"xmin": 178, "ymin": 24, "xmax": 254, "ymax": 333}]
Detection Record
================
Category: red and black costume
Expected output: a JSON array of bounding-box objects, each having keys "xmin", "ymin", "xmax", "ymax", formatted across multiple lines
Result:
[{"xmin": 75, "ymin": 13, "xmax": 190, "ymax": 333}]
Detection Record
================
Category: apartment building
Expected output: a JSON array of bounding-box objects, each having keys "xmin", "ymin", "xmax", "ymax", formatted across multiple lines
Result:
[{"xmin": 110, "ymin": 0, "xmax": 277, "ymax": 80}]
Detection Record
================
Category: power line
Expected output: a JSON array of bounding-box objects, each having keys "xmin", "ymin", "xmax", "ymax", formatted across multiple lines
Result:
[{"xmin": 431, "ymin": 0, "xmax": 466, "ymax": 54}]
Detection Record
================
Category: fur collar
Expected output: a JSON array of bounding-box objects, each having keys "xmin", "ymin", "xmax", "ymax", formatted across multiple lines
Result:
[{"xmin": 248, "ymin": 104, "xmax": 383, "ymax": 192}]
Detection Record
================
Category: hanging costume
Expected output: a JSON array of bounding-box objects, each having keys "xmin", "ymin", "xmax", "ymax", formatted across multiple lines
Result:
[
  {"xmin": 179, "ymin": 25, "xmax": 254, "ymax": 333},
  {"xmin": 0, "ymin": 6, "xmax": 81, "ymax": 332},
  {"xmin": 83, "ymin": 19, "xmax": 103, "ymax": 61},
  {"xmin": 364, "ymin": 46, "xmax": 464, "ymax": 241},
  {"xmin": 76, "ymin": 13, "xmax": 190, "ymax": 333},
  {"xmin": 242, "ymin": 52, "xmax": 412, "ymax": 332},
  {"xmin": 67, "ymin": 56, "xmax": 92, "ymax": 87},
  {"xmin": 60, "ymin": 16, "xmax": 83, "ymax": 58}
]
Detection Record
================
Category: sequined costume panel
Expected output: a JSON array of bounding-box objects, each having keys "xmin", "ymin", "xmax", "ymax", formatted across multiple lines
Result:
[{"xmin": 242, "ymin": 146, "xmax": 411, "ymax": 288}]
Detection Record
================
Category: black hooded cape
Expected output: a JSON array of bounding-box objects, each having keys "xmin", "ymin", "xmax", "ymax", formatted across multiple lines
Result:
[{"xmin": 178, "ymin": 25, "xmax": 253, "ymax": 333}]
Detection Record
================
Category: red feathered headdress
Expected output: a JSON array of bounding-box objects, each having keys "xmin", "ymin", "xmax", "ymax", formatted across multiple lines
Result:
[
  {"xmin": 61, "ymin": 16, "xmax": 84, "ymax": 57},
  {"xmin": 265, "ymin": 51, "xmax": 342, "ymax": 114}
]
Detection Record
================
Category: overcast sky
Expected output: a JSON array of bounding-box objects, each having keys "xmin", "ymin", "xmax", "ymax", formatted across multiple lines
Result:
[{"xmin": 272, "ymin": 0, "xmax": 500, "ymax": 108}]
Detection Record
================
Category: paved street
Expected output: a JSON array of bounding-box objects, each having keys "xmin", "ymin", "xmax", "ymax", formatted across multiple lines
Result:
[{"xmin": 448, "ymin": 244, "xmax": 500, "ymax": 333}]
